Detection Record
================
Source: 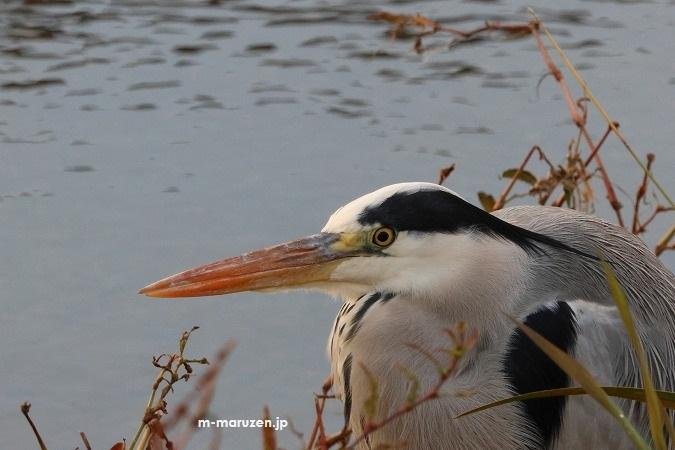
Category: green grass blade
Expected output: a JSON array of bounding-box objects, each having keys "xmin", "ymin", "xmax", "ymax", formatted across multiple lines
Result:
[
  {"xmin": 603, "ymin": 261, "xmax": 667, "ymax": 450},
  {"xmin": 665, "ymin": 414, "xmax": 675, "ymax": 446},
  {"xmin": 507, "ymin": 315, "xmax": 651, "ymax": 450},
  {"xmin": 456, "ymin": 386, "xmax": 675, "ymax": 418}
]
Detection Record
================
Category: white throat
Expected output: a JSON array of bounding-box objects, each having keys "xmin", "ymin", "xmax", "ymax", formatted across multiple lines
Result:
[{"xmin": 325, "ymin": 232, "xmax": 532, "ymax": 336}]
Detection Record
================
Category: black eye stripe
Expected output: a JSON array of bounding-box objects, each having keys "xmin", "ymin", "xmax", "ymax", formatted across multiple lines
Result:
[{"xmin": 358, "ymin": 189, "xmax": 595, "ymax": 259}]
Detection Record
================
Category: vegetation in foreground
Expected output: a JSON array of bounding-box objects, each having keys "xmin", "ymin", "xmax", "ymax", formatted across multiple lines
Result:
[{"xmin": 19, "ymin": 8, "xmax": 674, "ymax": 450}]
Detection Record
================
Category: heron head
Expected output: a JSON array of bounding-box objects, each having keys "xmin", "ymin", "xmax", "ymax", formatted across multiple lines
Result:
[{"xmin": 140, "ymin": 182, "xmax": 533, "ymax": 301}]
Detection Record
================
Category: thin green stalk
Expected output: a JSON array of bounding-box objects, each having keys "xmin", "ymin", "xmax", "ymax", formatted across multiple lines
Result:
[
  {"xmin": 603, "ymin": 261, "xmax": 667, "ymax": 449},
  {"xmin": 457, "ymin": 386, "xmax": 675, "ymax": 418},
  {"xmin": 128, "ymin": 367, "xmax": 168, "ymax": 450}
]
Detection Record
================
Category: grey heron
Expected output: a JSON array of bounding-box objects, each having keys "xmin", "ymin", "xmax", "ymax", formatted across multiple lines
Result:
[{"xmin": 140, "ymin": 182, "xmax": 675, "ymax": 449}]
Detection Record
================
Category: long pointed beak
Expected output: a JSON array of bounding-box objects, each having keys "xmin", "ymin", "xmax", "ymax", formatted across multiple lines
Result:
[{"xmin": 139, "ymin": 233, "xmax": 350, "ymax": 298}]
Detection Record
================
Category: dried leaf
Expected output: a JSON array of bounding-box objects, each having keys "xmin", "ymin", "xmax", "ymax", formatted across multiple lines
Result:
[
  {"xmin": 477, "ymin": 192, "xmax": 495, "ymax": 211},
  {"xmin": 437, "ymin": 163, "xmax": 456, "ymax": 185},
  {"xmin": 501, "ymin": 168, "xmax": 537, "ymax": 185},
  {"xmin": 398, "ymin": 366, "xmax": 420, "ymax": 405},
  {"xmin": 359, "ymin": 363, "xmax": 379, "ymax": 419}
]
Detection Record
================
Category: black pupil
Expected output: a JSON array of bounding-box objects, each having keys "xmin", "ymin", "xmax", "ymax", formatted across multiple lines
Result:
[{"xmin": 376, "ymin": 230, "xmax": 390, "ymax": 243}]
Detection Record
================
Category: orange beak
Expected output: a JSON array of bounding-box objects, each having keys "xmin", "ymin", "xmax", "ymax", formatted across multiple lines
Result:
[{"xmin": 139, "ymin": 233, "xmax": 353, "ymax": 298}]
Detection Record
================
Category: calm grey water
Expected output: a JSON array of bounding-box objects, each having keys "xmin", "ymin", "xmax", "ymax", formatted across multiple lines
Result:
[{"xmin": 1, "ymin": 0, "xmax": 674, "ymax": 448}]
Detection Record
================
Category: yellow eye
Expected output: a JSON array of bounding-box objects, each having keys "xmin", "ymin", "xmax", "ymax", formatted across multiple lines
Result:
[{"xmin": 371, "ymin": 226, "xmax": 396, "ymax": 248}]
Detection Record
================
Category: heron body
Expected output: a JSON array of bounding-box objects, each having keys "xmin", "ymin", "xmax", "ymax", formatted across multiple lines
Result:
[{"xmin": 141, "ymin": 182, "xmax": 675, "ymax": 449}]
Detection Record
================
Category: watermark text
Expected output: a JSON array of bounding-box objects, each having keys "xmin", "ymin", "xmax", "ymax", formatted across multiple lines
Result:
[{"xmin": 197, "ymin": 417, "xmax": 288, "ymax": 431}]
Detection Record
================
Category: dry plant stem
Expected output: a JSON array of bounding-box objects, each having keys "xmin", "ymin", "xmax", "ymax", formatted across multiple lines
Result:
[
  {"xmin": 397, "ymin": 11, "xmax": 673, "ymax": 254},
  {"xmin": 315, "ymin": 398, "xmax": 329, "ymax": 448},
  {"xmin": 20, "ymin": 403, "xmax": 47, "ymax": 450},
  {"xmin": 437, "ymin": 163, "xmax": 456, "ymax": 185},
  {"xmin": 130, "ymin": 327, "xmax": 211, "ymax": 450},
  {"xmin": 632, "ymin": 153, "xmax": 656, "ymax": 234},
  {"xmin": 345, "ymin": 384, "xmax": 445, "ymax": 449},
  {"xmin": 346, "ymin": 326, "xmax": 478, "ymax": 449},
  {"xmin": 530, "ymin": 9, "xmax": 674, "ymax": 208},
  {"xmin": 531, "ymin": 22, "xmax": 625, "ymax": 225},
  {"xmin": 287, "ymin": 418, "xmax": 306, "ymax": 445},
  {"xmin": 655, "ymin": 224, "xmax": 675, "ymax": 256},
  {"xmin": 639, "ymin": 206, "xmax": 674, "ymax": 234},
  {"xmin": 171, "ymin": 374, "xmax": 217, "ymax": 450},
  {"xmin": 79, "ymin": 432, "xmax": 92, "ymax": 450},
  {"xmin": 551, "ymin": 124, "xmax": 614, "ymax": 207},
  {"xmin": 579, "ymin": 126, "xmax": 624, "ymax": 226},
  {"xmin": 493, "ymin": 145, "xmax": 544, "ymax": 210},
  {"xmin": 570, "ymin": 103, "xmax": 594, "ymax": 204},
  {"xmin": 377, "ymin": 9, "xmax": 673, "ymax": 219},
  {"xmin": 457, "ymin": 21, "xmax": 531, "ymax": 39},
  {"xmin": 136, "ymin": 420, "xmax": 153, "ymax": 450},
  {"xmin": 209, "ymin": 428, "xmax": 223, "ymax": 450},
  {"xmin": 582, "ymin": 124, "xmax": 615, "ymax": 167},
  {"xmin": 306, "ymin": 399, "xmax": 322, "ymax": 448},
  {"xmin": 625, "ymin": 153, "xmax": 674, "ymax": 242},
  {"xmin": 129, "ymin": 366, "xmax": 172, "ymax": 449},
  {"xmin": 538, "ymin": 12, "xmax": 675, "ymax": 249},
  {"xmin": 262, "ymin": 406, "xmax": 277, "ymax": 450},
  {"xmin": 323, "ymin": 428, "xmax": 352, "ymax": 448},
  {"xmin": 162, "ymin": 342, "xmax": 235, "ymax": 450},
  {"xmin": 307, "ymin": 376, "xmax": 333, "ymax": 449},
  {"xmin": 530, "ymin": 23, "xmax": 582, "ymax": 127},
  {"xmin": 368, "ymin": 12, "xmax": 532, "ymax": 53}
]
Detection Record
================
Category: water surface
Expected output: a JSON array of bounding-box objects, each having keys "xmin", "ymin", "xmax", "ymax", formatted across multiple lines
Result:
[{"xmin": 1, "ymin": 0, "xmax": 674, "ymax": 447}]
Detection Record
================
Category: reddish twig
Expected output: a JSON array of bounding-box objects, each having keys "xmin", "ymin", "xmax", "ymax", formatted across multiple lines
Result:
[
  {"xmin": 579, "ymin": 126, "xmax": 624, "ymax": 226},
  {"xmin": 632, "ymin": 153, "xmax": 655, "ymax": 234},
  {"xmin": 79, "ymin": 432, "xmax": 92, "ymax": 450},
  {"xmin": 261, "ymin": 406, "xmax": 277, "ymax": 450},
  {"xmin": 307, "ymin": 376, "xmax": 333, "ymax": 449},
  {"xmin": 315, "ymin": 397, "xmax": 328, "ymax": 448},
  {"xmin": 550, "ymin": 123, "xmax": 615, "ymax": 207},
  {"xmin": 437, "ymin": 163, "xmax": 456, "ymax": 186},
  {"xmin": 531, "ymin": 20, "xmax": 623, "ymax": 223},
  {"xmin": 162, "ymin": 341, "xmax": 235, "ymax": 450},
  {"xmin": 493, "ymin": 146, "xmax": 544, "ymax": 210},
  {"xmin": 639, "ymin": 206, "xmax": 674, "ymax": 233},
  {"xmin": 368, "ymin": 12, "xmax": 531, "ymax": 53},
  {"xmin": 582, "ymin": 123, "xmax": 616, "ymax": 167},
  {"xmin": 20, "ymin": 403, "xmax": 48, "ymax": 450},
  {"xmin": 345, "ymin": 324, "xmax": 478, "ymax": 449},
  {"xmin": 656, "ymin": 224, "xmax": 675, "ymax": 256},
  {"xmin": 208, "ymin": 427, "xmax": 223, "ymax": 450},
  {"xmin": 530, "ymin": 22, "xmax": 583, "ymax": 127},
  {"xmin": 286, "ymin": 418, "xmax": 306, "ymax": 447}
]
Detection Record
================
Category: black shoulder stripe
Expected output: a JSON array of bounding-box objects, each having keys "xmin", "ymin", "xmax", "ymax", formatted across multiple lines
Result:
[
  {"xmin": 358, "ymin": 189, "xmax": 597, "ymax": 259},
  {"xmin": 343, "ymin": 354, "xmax": 353, "ymax": 424},
  {"xmin": 502, "ymin": 301, "xmax": 578, "ymax": 449}
]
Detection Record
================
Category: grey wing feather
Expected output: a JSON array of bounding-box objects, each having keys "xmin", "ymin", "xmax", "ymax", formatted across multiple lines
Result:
[{"xmin": 496, "ymin": 206, "xmax": 675, "ymax": 445}]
